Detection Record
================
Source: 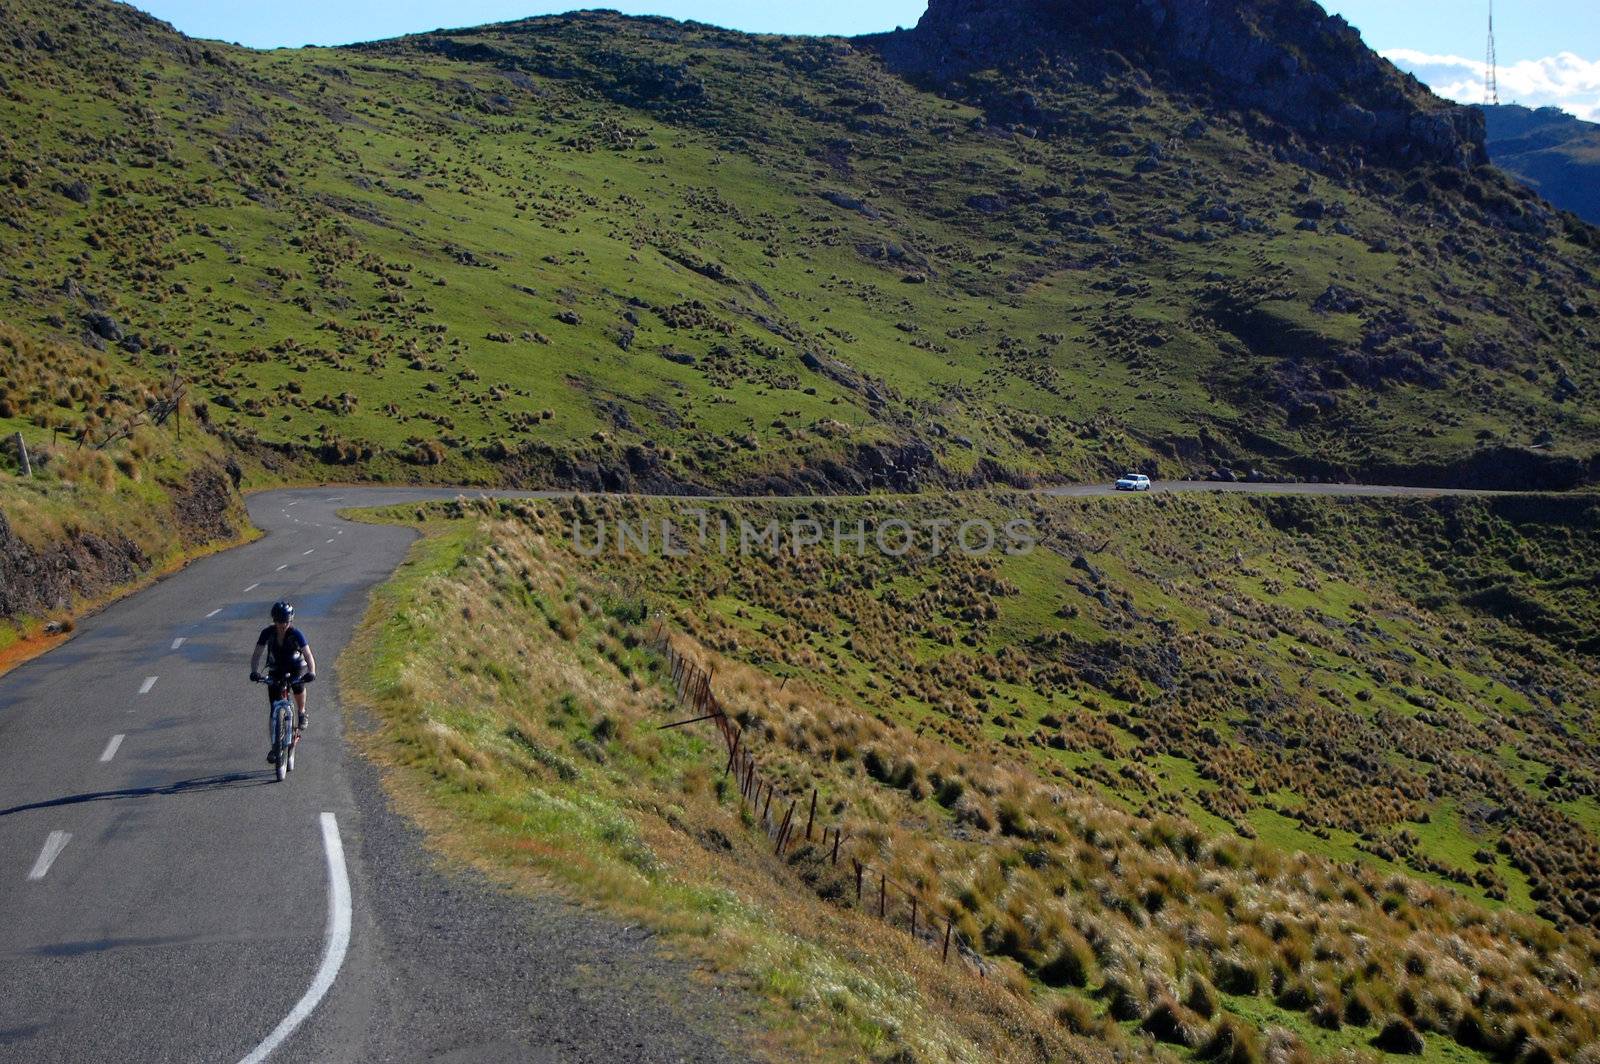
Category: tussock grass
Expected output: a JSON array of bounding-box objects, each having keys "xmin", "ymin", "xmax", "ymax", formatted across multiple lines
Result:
[
  {"xmin": 342, "ymin": 511, "xmax": 1107, "ymax": 1063},
  {"xmin": 345, "ymin": 494, "xmax": 1600, "ymax": 1062},
  {"xmin": 4, "ymin": 1, "xmax": 1597, "ymax": 490}
]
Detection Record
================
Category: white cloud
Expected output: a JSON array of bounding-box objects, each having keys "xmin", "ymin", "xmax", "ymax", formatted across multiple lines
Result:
[{"xmin": 1381, "ymin": 48, "xmax": 1600, "ymax": 122}]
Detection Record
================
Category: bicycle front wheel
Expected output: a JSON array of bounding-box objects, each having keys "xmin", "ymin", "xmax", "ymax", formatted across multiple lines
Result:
[{"xmin": 275, "ymin": 705, "xmax": 290, "ymax": 782}]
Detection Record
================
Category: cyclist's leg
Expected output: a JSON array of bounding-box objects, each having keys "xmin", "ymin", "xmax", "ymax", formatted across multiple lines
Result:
[
  {"xmin": 266, "ymin": 683, "xmax": 280, "ymax": 761},
  {"xmin": 292, "ymin": 682, "xmax": 307, "ymax": 728}
]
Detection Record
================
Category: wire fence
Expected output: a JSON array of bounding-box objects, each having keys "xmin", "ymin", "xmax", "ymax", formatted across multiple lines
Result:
[{"xmin": 651, "ymin": 620, "xmax": 988, "ymax": 977}]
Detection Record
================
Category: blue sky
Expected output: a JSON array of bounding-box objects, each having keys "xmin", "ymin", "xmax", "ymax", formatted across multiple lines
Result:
[{"xmin": 133, "ymin": 1, "xmax": 1600, "ymax": 118}]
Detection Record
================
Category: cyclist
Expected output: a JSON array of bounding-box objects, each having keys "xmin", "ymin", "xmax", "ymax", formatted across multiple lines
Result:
[{"xmin": 248, "ymin": 601, "xmax": 317, "ymax": 764}]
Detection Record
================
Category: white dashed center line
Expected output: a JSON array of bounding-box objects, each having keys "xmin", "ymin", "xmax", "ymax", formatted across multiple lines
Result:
[
  {"xmin": 99, "ymin": 734, "xmax": 125, "ymax": 762},
  {"xmin": 303, "ymin": 549, "xmax": 315, "ymax": 556},
  {"xmin": 276, "ymin": 564, "xmax": 289, "ymax": 572},
  {"xmin": 172, "ymin": 637, "xmax": 185, "ymax": 650},
  {"xmin": 325, "ymin": 539, "xmax": 334, "ymax": 545},
  {"xmin": 27, "ymin": 832, "xmax": 71, "ymax": 881},
  {"xmin": 139, "ymin": 676, "xmax": 158, "ymax": 695},
  {"xmin": 206, "ymin": 608, "xmax": 222, "ymax": 619},
  {"xmin": 244, "ymin": 583, "xmax": 260, "ymax": 593}
]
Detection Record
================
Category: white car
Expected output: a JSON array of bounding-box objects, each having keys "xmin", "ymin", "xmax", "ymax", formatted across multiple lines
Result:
[{"xmin": 1115, "ymin": 473, "xmax": 1151, "ymax": 491}]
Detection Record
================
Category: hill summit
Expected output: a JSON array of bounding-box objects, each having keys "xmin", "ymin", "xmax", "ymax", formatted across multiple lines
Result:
[{"xmin": 871, "ymin": 0, "xmax": 1486, "ymax": 171}]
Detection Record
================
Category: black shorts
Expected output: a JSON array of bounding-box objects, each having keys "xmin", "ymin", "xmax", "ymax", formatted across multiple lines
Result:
[{"xmin": 267, "ymin": 678, "xmax": 305, "ymax": 697}]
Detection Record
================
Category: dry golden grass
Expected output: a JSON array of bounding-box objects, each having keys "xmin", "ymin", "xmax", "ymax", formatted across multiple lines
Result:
[{"xmin": 342, "ymin": 507, "xmax": 1114, "ymax": 1064}]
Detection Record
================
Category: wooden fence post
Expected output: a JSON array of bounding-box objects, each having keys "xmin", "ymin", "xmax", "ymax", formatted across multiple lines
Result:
[
  {"xmin": 831, "ymin": 829, "xmax": 841, "ymax": 865},
  {"xmin": 853, "ymin": 860, "xmax": 863, "ymax": 904},
  {"xmin": 879, "ymin": 873, "xmax": 887, "ymax": 918},
  {"xmin": 910, "ymin": 897, "xmax": 918, "ymax": 938},
  {"xmin": 724, "ymin": 728, "xmax": 741, "ymax": 777},
  {"xmin": 942, "ymin": 918, "xmax": 952, "ymax": 963},
  {"xmin": 775, "ymin": 799, "xmax": 796, "ymax": 855},
  {"xmin": 805, "ymin": 789, "xmax": 817, "ymax": 841}
]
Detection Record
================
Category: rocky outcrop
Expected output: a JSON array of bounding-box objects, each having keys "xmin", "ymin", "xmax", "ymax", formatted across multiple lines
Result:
[
  {"xmin": 0, "ymin": 509, "xmax": 148, "ymax": 620},
  {"xmin": 0, "ymin": 466, "xmax": 242, "ymax": 623},
  {"xmin": 864, "ymin": 0, "xmax": 1487, "ymax": 171}
]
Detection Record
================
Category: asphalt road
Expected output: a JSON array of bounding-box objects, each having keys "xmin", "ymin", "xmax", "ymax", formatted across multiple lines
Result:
[
  {"xmin": 0, "ymin": 478, "xmax": 1497, "ymax": 1063},
  {"xmin": 0, "ymin": 488, "xmax": 751, "ymax": 1064},
  {"xmin": 1035, "ymin": 479, "xmax": 1489, "ymax": 498}
]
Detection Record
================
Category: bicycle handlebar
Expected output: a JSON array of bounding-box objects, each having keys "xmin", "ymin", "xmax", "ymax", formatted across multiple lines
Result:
[{"xmin": 252, "ymin": 673, "xmax": 314, "ymax": 683}]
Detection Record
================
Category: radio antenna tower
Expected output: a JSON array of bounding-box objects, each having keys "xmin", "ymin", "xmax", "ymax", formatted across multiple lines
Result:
[{"xmin": 1485, "ymin": 0, "xmax": 1500, "ymax": 105}]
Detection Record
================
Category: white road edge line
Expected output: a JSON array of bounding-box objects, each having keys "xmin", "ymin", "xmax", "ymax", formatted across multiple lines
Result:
[
  {"xmin": 206, "ymin": 608, "xmax": 222, "ymax": 619},
  {"xmin": 244, "ymin": 583, "xmax": 260, "ymax": 593},
  {"xmin": 139, "ymin": 676, "xmax": 158, "ymax": 695},
  {"xmin": 237, "ymin": 813, "xmax": 351, "ymax": 1064},
  {"xmin": 27, "ymin": 831, "xmax": 71, "ymax": 881},
  {"xmin": 99, "ymin": 734, "xmax": 125, "ymax": 762}
]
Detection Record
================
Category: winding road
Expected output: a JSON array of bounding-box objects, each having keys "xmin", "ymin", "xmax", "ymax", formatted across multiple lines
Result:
[
  {"xmin": 0, "ymin": 488, "xmax": 749, "ymax": 1064},
  {"xmin": 0, "ymin": 479, "xmax": 1493, "ymax": 1062}
]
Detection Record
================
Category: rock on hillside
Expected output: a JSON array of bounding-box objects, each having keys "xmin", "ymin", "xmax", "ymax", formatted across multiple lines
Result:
[{"xmin": 867, "ymin": 0, "xmax": 1486, "ymax": 171}]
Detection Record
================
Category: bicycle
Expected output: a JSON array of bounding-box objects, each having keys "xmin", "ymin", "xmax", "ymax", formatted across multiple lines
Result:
[{"xmin": 254, "ymin": 672, "xmax": 312, "ymax": 782}]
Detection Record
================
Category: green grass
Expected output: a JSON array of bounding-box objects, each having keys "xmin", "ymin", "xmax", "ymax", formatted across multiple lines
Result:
[
  {"xmin": 1, "ymin": 0, "xmax": 1596, "ymax": 492},
  {"xmin": 339, "ymin": 494, "xmax": 1600, "ymax": 1063},
  {"xmin": 339, "ymin": 506, "xmax": 1097, "ymax": 1064}
]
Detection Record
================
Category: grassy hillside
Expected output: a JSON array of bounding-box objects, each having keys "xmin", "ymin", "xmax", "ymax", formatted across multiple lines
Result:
[
  {"xmin": 347, "ymin": 492, "xmax": 1600, "ymax": 1062},
  {"xmin": 0, "ymin": 0, "xmax": 1596, "ymax": 493}
]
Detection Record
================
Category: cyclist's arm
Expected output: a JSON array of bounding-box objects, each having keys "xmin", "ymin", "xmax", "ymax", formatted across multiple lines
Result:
[
  {"xmin": 250, "ymin": 644, "xmax": 264, "ymax": 673},
  {"xmin": 302, "ymin": 644, "xmax": 317, "ymax": 678}
]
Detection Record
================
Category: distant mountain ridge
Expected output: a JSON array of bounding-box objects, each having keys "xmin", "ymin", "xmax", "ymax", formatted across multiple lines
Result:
[{"xmin": 1480, "ymin": 103, "xmax": 1600, "ymax": 226}]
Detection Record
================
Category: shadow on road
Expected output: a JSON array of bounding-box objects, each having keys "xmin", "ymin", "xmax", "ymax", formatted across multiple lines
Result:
[
  {"xmin": 27, "ymin": 933, "xmax": 203, "ymax": 958},
  {"xmin": 0, "ymin": 772, "xmax": 272, "ymax": 818}
]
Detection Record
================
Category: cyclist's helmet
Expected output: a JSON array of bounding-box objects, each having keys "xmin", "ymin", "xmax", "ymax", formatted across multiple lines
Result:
[{"xmin": 270, "ymin": 601, "xmax": 295, "ymax": 623}]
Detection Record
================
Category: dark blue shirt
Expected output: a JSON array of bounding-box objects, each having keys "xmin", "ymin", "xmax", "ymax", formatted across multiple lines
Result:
[{"xmin": 256, "ymin": 626, "xmax": 309, "ymax": 674}]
